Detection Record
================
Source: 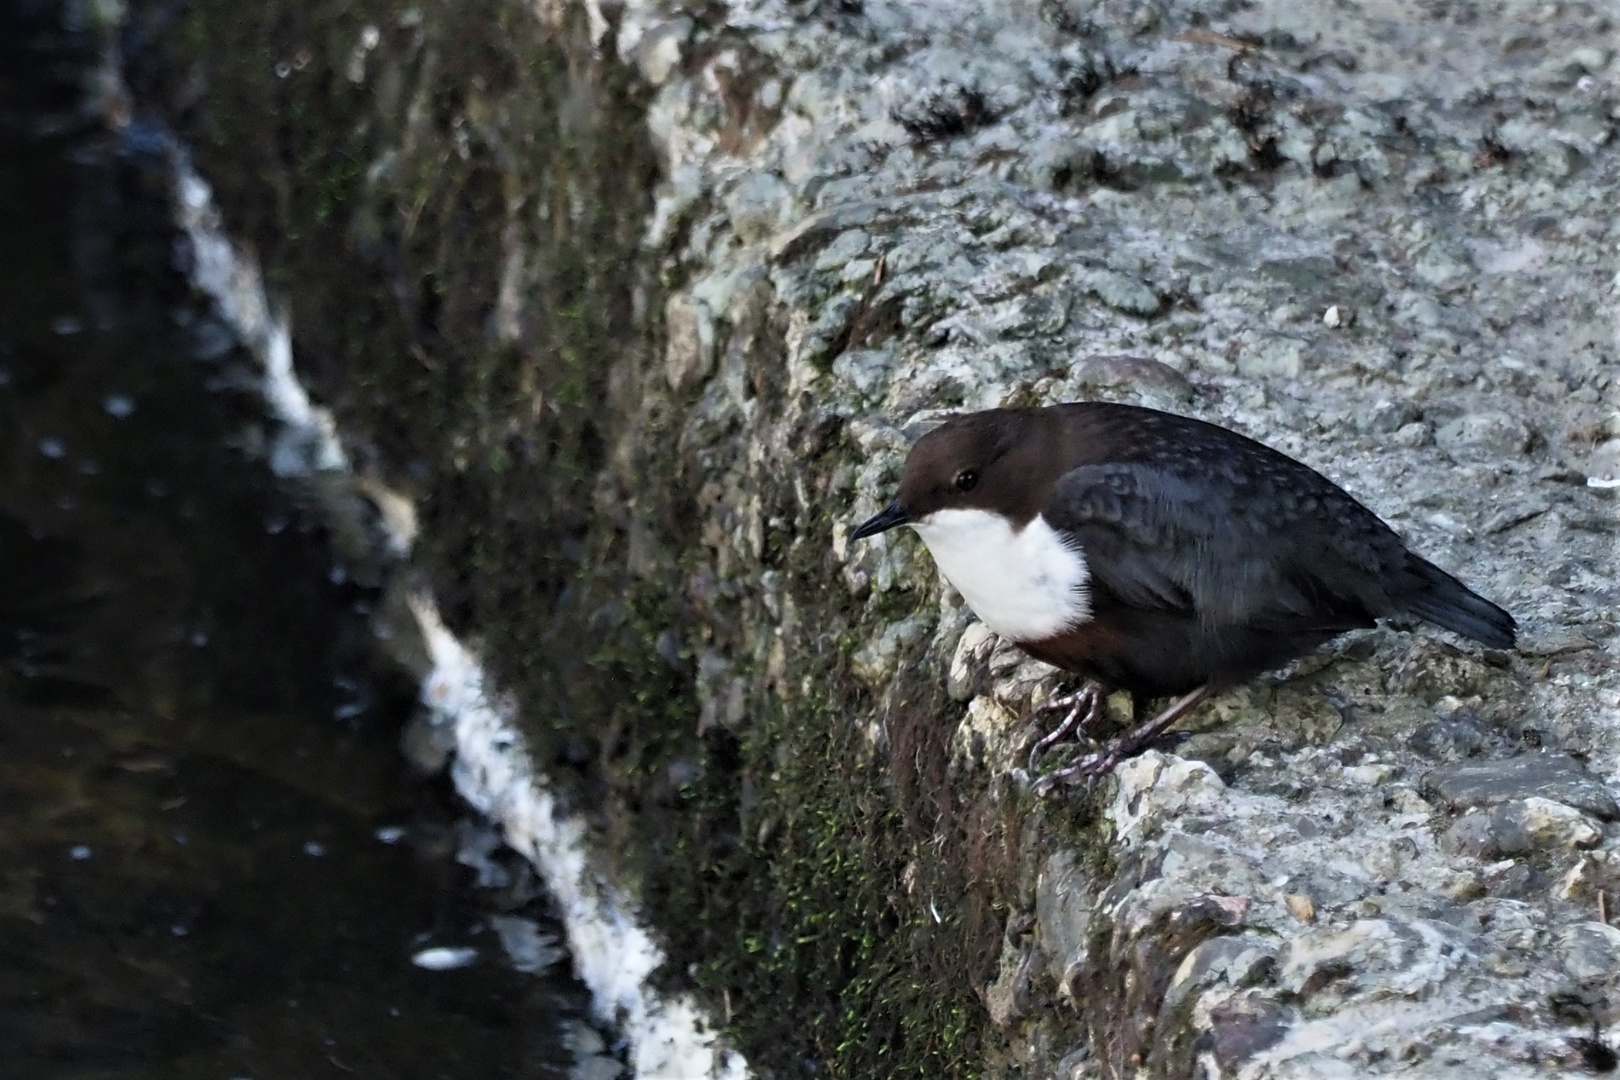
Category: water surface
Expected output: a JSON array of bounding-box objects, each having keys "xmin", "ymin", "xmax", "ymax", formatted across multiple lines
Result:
[{"xmin": 0, "ymin": 10, "xmax": 593, "ymax": 1078}]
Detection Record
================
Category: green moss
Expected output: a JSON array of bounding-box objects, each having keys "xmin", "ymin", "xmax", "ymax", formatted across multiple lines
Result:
[{"xmin": 646, "ymin": 657, "xmax": 1005, "ymax": 1078}]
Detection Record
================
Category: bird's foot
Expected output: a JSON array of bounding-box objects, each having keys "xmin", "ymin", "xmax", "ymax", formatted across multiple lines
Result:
[
  {"xmin": 1026, "ymin": 681, "xmax": 1108, "ymax": 774},
  {"xmin": 1030, "ymin": 746, "xmax": 1127, "ymax": 795},
  {"xmin": 1030, "ymin": 684, "xmax": 1214, "ymax": 796}
]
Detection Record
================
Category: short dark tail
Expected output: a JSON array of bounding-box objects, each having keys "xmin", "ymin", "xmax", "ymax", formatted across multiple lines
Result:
[{"xmin": 1403, "ymin": 557, "xmax": 1517, "ymax": 649}]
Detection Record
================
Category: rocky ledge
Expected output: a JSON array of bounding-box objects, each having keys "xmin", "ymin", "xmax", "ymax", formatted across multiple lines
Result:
[{"xmin": 126, "ymin": 0, "xmax": 1619, "ymax": 1075}]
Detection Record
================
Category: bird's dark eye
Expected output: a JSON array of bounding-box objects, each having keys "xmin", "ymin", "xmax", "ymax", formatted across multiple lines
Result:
[{"xmin": 954, "ymin": 469, "xmax": 979, "ymax": 492}]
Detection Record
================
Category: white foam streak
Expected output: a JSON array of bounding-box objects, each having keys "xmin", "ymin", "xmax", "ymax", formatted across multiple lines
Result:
[
  {"xmin": 170, "ymin": 153, "xmax": 747, "ymax": 1080},
  {"xmin": 415, "ymin": 599, "xmax": 745, "ymax": 1079},
  {"xmin": 175, "ymin": 167, "xmax": 347, "ymax": 478}
]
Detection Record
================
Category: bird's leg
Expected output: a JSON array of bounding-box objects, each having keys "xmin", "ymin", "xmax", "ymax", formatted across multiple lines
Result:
[
  {"xmin": 1032, "ymin": 684, "xmax": 1214, "ymax": 794},
  {"xmin": 1027, "ymin": 680, "xmax": 1108, "ymax": 774}
]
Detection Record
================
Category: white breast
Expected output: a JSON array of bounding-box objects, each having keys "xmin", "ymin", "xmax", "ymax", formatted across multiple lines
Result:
[{"xmin": 910, "ymin": 508, "xmax": 1092, "ymax": 642}]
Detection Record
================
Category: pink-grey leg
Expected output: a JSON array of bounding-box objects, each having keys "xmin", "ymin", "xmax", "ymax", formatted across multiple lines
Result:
[
  {"xmin": 1031, "ymin": 684, "xmax": 1213, "ymax": 795},
  {"xmin": 1027, "ymin": 680, "xmax": 1108, "ymax": 774}
]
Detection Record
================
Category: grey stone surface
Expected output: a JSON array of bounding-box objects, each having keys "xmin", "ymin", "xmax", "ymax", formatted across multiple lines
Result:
[
  {"xmin": 616, "ymin": 0, "xmax": 1620, "ymax": 1072},
  {"xmin": 1423, "ymin": 754, "xmax": 1620, "ymax": 822},
  {"xmin": 1490, "ymin": 797, "xmax": 1604, "ymax": 855},
  {"xmin": 1441, "ymin": 810, "xmax": 1500, "ymax": 859},
  {"xmin": 1407, "ymin": 711, "xmax": 1496, "ymax": 762}
]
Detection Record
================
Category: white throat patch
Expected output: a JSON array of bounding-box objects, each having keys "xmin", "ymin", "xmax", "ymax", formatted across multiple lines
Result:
[{"xmin": 910, "ymin": 509, "xmax": 1092, "ymax": 642}]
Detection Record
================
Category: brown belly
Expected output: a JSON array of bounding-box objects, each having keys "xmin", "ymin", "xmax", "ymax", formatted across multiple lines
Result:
[
  {"xmin": 1019, "ymin": 621, "xmax": 1132, "ymax": 683},
  {"xmin": 1020, "ymin": 611, "xmax": 1352, "ymax": 699}
]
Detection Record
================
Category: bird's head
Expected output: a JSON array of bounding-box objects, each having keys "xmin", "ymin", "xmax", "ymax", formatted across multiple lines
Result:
[{"xmin": 850, "ymin": 411, "xmax": 1037, "ymax": 540}]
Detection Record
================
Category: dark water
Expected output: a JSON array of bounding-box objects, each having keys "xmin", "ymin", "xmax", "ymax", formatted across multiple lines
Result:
[{"xmin": 0, "ymin": 9, "xmax": 592, "ymax": 1078}]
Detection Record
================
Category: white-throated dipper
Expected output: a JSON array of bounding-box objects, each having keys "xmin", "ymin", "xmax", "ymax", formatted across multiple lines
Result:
[{"xmin": 850, "ymin": 402, "xmax": 1517, "ymax": 789}]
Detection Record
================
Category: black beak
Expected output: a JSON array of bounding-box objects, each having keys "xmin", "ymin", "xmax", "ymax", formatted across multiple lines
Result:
[{"xmin": 850, "ymin": 499, "xmax": 911, "ymax": 541}]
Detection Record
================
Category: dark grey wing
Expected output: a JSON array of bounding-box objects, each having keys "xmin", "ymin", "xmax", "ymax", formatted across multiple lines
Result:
[{"xmin": 1044, "ymin": 462, "xmax": 1395, "ymax": 632}]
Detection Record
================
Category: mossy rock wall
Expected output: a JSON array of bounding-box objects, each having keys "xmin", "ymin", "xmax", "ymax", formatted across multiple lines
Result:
[{"xmin": 127, "ymin": 0, "xmax": 1620, "ymax": 1077}]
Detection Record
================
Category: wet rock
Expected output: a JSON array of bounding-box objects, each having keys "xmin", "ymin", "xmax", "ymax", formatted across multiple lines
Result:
[
  {"xmin": 1078, "ymin": 268, "xmax": 1163, "ymax": 317},
  {"xmin": 1441, "ymin": 811, "xmax": 1500, "ymax": 859},
  {"xmin": 1321, "ymin": 304, "xmax": 1354, "ymax": 329},
  {"xmin": 663, "ymin": 292, "xmax": 714, "ymax": 392},
  {"xmin": 1421, "ymin": 754, "xmax": 1620, "ymax": 823},
  {"xmin": 489, "ymin": 914, "xmax": 565, "ymax": 974},
  {"xmin": 724, "ymin": 172, "xmax": 795, "ymax": 244},
  {"xmin": 1110, "ymin": 751, "xmax": 1226, "ymax": 841},
  {"xmin": 1206, "ymin": 998, "xmax": 1292, "ymax": 1073},
  {"xmin": 1036, "ymin": 850, "xmax": 1094, "ymax": 990},
  {"xmin": 1587, "ymin": 439, "xmax": 1620, "ymax": 489},
  {"xmin": 1558, "ymin": 922, "xmax": 1620, "ymax": 980},
  {"xmin": 1490, "ymin": 797, "xmax": 1603, "ymax": 856},
  {"xmin": 1435, "ymin": 412, "xmax": 1534, "ymax": 457},
  {"xmin": 850, "ymin": 612, "xmax": 930, "ymax": 686},
  {"xmin": 983, "ymin": 940, "xmax": 1039, "ymax": 1028},
  {"xmin": 947, "ymin": 622, "xmax": 997, "ymax": 701},
  {"xmin": 573, "ymin": 1057, "xmax": 623, "ymax": 1080},
  {"xmin": 1357, "ymin": 398, "xmax": 1420, "ymax": 435},
  {"xmin": 1235, "ymin": 336, "xmax": 1305, "ymax": 380},
  {"xmin": 633, "ymin": 18, "xmax": 691, "ymax": 87},
  {"xmin": 411, "ymin": 945, "xmax": 478, "ymax": 970},
  {"xmin": 1407, "ymin": 711, "xmax": 1492, "ymax": 762},
  {"xmin": 951, "ymin": 695, "xmax": 1018, "ymax": 776},
  {"xmin": 1066, "ymin": 353, "xmax": 1196, "ymax": 403}
]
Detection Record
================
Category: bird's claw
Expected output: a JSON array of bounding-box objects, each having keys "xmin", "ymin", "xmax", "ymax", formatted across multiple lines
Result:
[
  {"xmin": 1026, "ymin": 682, "xmax": 1107, "ymax": 774},
  {"xmin": 1034, "ymin": 687, "xmax": 1097, "ymax": 715},
  {"xmin": 1027, "ymin": 684, "xmax": 1215, "ymax": 797},
  {"xmin": 1029, "ymin": 749, "xmax": 1118, "ymax": 796}
]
